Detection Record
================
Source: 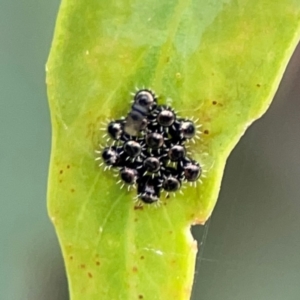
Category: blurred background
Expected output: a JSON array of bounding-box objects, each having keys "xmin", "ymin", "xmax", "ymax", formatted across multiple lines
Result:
[{"xmin": 0, "ymin": 1, "xmax": 299, "ymax": 299}]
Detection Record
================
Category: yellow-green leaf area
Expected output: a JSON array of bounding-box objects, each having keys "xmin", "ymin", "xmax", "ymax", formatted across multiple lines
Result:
[{"xmin": 46, "ymin": 0, "xmax": 300, "ymax": 299}]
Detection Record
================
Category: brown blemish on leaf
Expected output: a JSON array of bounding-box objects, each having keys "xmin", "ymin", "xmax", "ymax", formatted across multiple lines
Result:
[
  {"xmin": 59, "ymin": 170, "xmax": 63, "ymax": 174},
  {"xmin": 212, "ymin": 101, "xmax": 217, "ymax": 105},
  {"xmin": 96, "ymin": 261, "xmax": 100, "ymax": 266},
  {"xmin": 69, "ymin": 256, "xmax": 73, "ymax": 260},
  {"xmin": 134, "ymin": 218, "xmax": 138, "ymax": 222},
  {"xmin": 257, "ymin": 83, "xmax": 261, "ymax": 87},
  {"xmin": 67, "ymin": 165, "xmax": 70, "ymax": 169},
  {"xmin": 138, "ymin": 295, "xmax": 144, "ymax": 299},
  {"xmin": 132, "ymin": 266, "xmax": 138, "ymax": 272},
  {"xmin": 140, "ymin": 256, "xmax": 144, "ymax": 260},
  {"xmin": 80, "ymin": 264, "xmax": 85, "ymax": 269},
  {"xmin": 59, "ymin": 179, "xmax": 62, "ymax": 183},
  {"xmin": 204, "ymin": 130, "xmax": 209, "ymax": 134},
  {"xmin": 88, "ymin": 272, "xmax": 93, "ymax": 278},
  {"xmin": 134, "ymin": 206, "xmax": 143, "ymax": 210},
  {"xmin": 71, "ymin": 188, "xmax": 75, "ymax": 193},
  {"xmin": 169, "ymin": 231, "xmax": 173, "ymax": 234},
  {"xmin": 86, "ymin": 123, "xmax": 93, "ymax": 138}
]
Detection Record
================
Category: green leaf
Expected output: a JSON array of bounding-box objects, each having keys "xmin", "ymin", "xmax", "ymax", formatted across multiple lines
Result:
[{"xmin": 46, "ymin": 1, "xmax": 300, "ymax": 299}]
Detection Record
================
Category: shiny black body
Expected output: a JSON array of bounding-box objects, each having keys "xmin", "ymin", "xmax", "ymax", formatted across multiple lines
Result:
[{"xmin": 124, "ymin": 90, "xmax": 157, "ymax": 136}]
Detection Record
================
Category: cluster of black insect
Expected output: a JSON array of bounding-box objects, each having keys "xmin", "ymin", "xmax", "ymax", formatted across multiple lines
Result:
[{"xmin": 96, "ymin": 89, "xmax": 202, "ymax": 205}]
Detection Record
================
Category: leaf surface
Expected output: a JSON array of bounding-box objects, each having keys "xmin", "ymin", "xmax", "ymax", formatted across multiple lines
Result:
[{"xmin": 47, "ymin": 1, "xmax": 300, "ymax": 299}]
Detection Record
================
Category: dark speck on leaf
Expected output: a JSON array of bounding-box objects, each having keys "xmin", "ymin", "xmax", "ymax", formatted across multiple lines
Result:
[{"xmin": 134, "ymin": 206, "xmax": 143, "ymax": 210}]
